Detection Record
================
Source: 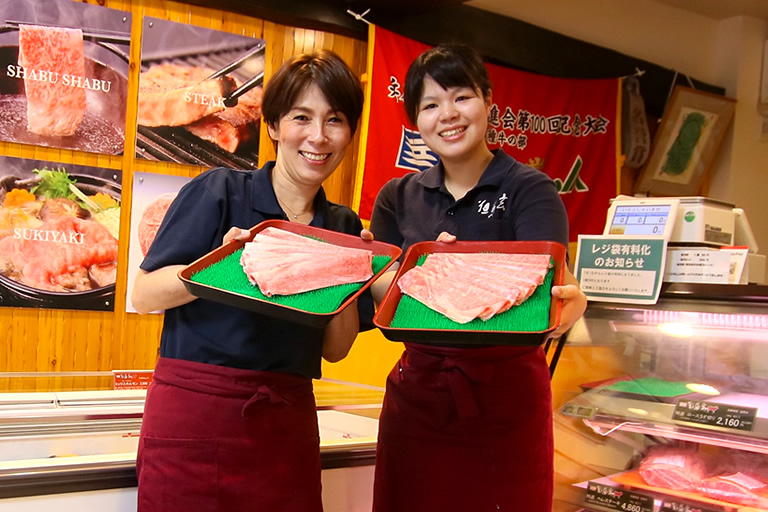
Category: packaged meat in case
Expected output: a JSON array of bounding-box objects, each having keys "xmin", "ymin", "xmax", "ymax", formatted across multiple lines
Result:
[
  {"xmin": 373, "ymin": 240, "xmax": 566, "ymax": 346},
  {"xmin": 178, "ymin": 220, "xmax": 401, "ymax": 328},
  {"xmin": 638, "ymin": 447, "xmax": 709, "ymax": 491}
]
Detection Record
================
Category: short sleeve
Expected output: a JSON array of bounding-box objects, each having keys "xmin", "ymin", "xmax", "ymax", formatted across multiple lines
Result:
[
  {"xmin": 140, "ymin": 176, "xmax": 224, "ymax": 272},
  {"xmin": 509, "ymin": 171, "xmax": 569, "ymax": 247},
  {"xmin": 369, "ymin": 179, "xmax": 404, "ymax": 248}
]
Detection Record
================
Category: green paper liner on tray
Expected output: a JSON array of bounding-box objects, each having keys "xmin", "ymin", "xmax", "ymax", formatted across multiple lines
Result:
[
  {"xmin": 602, "ymin": 377, "xmax": 698, "ymax": 398},
  {"xmin": 190, "ymin": 249, "xmax": 393, "ymax": 314},
  {"xmin": 390, "ymin": 253, "xmax": 554, "ymax": 332}
]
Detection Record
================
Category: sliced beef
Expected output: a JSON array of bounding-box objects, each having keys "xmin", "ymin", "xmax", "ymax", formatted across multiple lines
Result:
[
  {"xmin": 397, "ymin": 265, "xmax": 512, "ymax": 324},
  {"xmin": 0, "ymin": 216, "xmax": 118, "ymax": 291},
  {"xmin": 18, "ymin": 25, "xmax": 87, "ymax": 136},
  {"xmin": 137, "ymin": 64, "xmax": 236, "ymax": 127},
  {"xmin": 396, "ymin": 251, "xmax": 552, "ymax": 324},
  {"xmin": 239, "ymin": 227, "xmax": 373, "ymax": 296}
]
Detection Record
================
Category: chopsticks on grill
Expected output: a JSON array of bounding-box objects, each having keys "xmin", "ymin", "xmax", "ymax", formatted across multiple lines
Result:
[
  {"xmin": 223, "ymin": 72, "xmax": 264, "ymax": 107},
  {"xmin": 4, "ymin": 20, "xmax": 132, "ymax": 44},
  {"xmin": 206, "ymin": 42, "xmax": 266, "ymax": 80},
  {"xmin": 206, "ymin": 42, "xmax": 266, "ymax": 107}
]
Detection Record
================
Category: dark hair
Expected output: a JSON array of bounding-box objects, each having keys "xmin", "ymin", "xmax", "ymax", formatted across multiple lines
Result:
[
  {"xmin": 262, "ymin": 50, "xmax": 364, "ymax": 136},
  {"xmin": 404, "ymin": 44, "xmax": 492, "ymax": 125}
]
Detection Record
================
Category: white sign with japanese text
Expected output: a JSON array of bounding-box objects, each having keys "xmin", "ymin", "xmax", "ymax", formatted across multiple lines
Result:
[{"xmin": 575, "ymin": 235, "xmax": 667, "ymax": 304}]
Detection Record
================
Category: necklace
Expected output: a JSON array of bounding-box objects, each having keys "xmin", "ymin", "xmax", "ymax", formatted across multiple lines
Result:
[{"xmin": 276, "ymin": 195, "xmax": 312, "ymax": 220}]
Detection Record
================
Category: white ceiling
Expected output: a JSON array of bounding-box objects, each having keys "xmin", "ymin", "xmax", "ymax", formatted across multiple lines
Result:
[
  {"xmin": 467, "ymin": 0, "xmax": 768, "ymax": 21},
  {"xmin": 649, "ymin": 0, "xmax": 768, "ymax": 20}
]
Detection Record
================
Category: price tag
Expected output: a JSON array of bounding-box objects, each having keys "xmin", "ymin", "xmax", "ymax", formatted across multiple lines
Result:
[
  {"xmin": 673, "ymin": 399, "xmax": 757, "ymax": 432},
  {"xmin": 113, "ymin": 370, "xmax": 154, "ymax": 390},
  {"xmin": 584, "ymin": 481, "xmax": 653, "ymax": 512},
  {"xmin": 660, "ymin": 500, "xmax": 717, "ymax": 512}
]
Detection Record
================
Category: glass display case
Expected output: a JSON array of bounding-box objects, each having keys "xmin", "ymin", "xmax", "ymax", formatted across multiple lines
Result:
[
  {"xmin": 0, "ymin": 375, "xmax": 382, "ymax": 511},
  {"xmin": 553, "ymin": 283, "xmax": 768, "ymax": 512}
]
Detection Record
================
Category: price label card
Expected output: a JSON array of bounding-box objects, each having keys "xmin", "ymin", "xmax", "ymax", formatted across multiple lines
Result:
[
  {"xmin": 673, "ymin": 399, "xmax": 757, "ymax": 432},
  {"xmin": 660, "ymin": 500, "xmax": 718, "ymax": 512},
  {"xmin": 585, "ymin": 481, "xmax": 653, "ymax": 512},
  {"xmin": 113, "ymin": 370, "xmax": 154, "ymax": 390}
]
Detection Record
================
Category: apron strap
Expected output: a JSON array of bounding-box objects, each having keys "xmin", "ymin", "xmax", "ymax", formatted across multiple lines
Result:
[{"xmin": 441, "ymin": 357, "xmax": 494, "ymax": 419}]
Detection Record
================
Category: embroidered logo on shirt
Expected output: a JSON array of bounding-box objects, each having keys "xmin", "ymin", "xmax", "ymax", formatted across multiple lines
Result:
[
  {"xmin": 477, "ymin": 193, "xmax": 508, "ymax": 218},
  {"xmin": 396, "ymin": 127, "xmax": 439, "ymax": 172}
]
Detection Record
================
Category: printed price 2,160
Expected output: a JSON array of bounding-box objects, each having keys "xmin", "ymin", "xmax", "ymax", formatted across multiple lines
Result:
[{"xmin": 715, "ymin": 417, "xmax": 742, "ymax": 428}]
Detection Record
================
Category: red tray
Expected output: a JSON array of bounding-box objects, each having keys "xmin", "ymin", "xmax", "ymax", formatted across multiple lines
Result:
[
  {"xmin": 178, "ymin": 219, "xmax": 402, "ymax": 328},
  {"xmin": 373, "ymin": 240, "xmax": 566, "ymax": 346}
]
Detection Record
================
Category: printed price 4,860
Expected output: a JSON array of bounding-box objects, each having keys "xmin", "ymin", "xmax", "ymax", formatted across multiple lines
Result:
[{"xmin": 622, "ymin": 503, "xmax": 643, "ymax": 512}]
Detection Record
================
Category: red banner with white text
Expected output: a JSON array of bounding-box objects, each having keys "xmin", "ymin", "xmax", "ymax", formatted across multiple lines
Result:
[{"xmin": 353, "ymin": 26, "xmax": 620, "ymax": 240}]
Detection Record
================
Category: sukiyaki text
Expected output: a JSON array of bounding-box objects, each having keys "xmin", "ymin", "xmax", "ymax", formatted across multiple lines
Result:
[{"xmin": 0, "ymin": 168, "xmax": 120, "ymax": 292}]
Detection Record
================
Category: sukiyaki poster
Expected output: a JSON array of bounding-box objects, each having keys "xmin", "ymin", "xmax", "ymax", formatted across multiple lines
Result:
[
  {"xmin": 136, "ymin": 17, "xmax": 265, "ymax": 170},
  {"xmin": 0, "ymin": 0, "xmax": 131, "ymax": 155},
  {"xmin": 0, "ymin": 155, "xmax": 121, "ymax": 311},
  {"xmin": 125, "ymin": 171, "xmax": 191, "ymax": 314}
]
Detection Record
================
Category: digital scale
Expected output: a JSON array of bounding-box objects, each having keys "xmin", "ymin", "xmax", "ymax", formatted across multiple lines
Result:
[
  {"xmin": 603, "ymin": 196, "xmax": 765, "ymax": 284},
  {"xmin": 604, "ymin": 195, "xmax": 742, "ymax": 247}
]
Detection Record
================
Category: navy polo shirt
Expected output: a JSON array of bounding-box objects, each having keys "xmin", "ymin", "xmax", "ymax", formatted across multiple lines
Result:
[
  {"xmin": 370, "ymin": 149, "xmax": 569, "ymax": 254},
  {"xmin": 140, "ymin": 163, "xmax": 373, "ymax": 379}
]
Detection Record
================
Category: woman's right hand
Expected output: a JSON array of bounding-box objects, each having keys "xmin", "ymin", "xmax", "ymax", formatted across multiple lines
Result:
[
  {"xmin": 436, "ymin": 231, "xmax": 457, "ymax": 243},
  {"xmin": 223, "ymin": 227, "xmax": 251, "ymax": 245}
]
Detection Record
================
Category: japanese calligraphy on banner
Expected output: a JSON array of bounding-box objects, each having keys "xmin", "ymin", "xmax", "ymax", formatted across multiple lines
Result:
[{"xmin": 353, "ymin": 25, "xmax": 621, "ymax": 240}]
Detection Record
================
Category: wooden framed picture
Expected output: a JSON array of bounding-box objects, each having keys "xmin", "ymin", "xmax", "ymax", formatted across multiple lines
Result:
[{"xmin": 634, "ymin": 86, "xmax": 736, "ymax": 196}]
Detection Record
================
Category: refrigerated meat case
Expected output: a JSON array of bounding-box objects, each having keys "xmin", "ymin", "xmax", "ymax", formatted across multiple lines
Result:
[
  {"xmin": 0, "ymin": 376, "xmax": 382, "ymax": 511},
  {"xmin": 553, "ymin": 283, "xmax": 768, "ymax": 512}
]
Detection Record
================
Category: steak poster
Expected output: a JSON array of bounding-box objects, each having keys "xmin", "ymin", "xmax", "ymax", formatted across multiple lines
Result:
[
  {"xmin": 0, "ymin": 155, "xmax": 122, "ymax": 311},
  {"xmin": 125, "ymin": 171, "xmax": 191, "ymax": 314},
  {"xmin": 136, "ymin": 17, "xmax": 265, "ymax": 170},
  {"xmin": 0, "ymin": 0, "xmax": 131, "ymax": 155},
  {"xmin": 354, "ymin": 26, "xmax": 620, "ymax": 241}
]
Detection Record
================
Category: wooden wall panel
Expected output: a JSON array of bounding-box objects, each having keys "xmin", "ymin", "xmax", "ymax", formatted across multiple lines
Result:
[{"xmin": 0, "ymin": 0, "xmax": 368, "ymax": 390}]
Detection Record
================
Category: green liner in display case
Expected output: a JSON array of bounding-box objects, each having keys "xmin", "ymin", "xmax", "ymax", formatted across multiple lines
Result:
[
  {"xmin": 178, "ymin": 219, "xmax": 401, "ymax": 328},
  {"xmin": 373, "ymin": 240, "xmax": 566, "ymax": 346}
]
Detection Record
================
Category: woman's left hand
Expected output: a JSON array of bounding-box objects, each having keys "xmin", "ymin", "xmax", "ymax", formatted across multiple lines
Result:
[{"xmin": 550, "ymin": 270, "xmax": 587, "ymax": 338}]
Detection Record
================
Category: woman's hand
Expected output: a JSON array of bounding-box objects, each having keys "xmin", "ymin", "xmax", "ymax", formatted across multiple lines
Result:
[
  {"xmin": 223, "ymin": 227, "xmax": 251, "ymax": 245},
  {"xmin": 436, "ymin": 231, "xmax": 456, "ymax": 243},
  {"xmin": 361, "ymin": 228, "xmax": 374, "ymax": 241},
  {"xmin": 550, "ymin": 269, "xmax": 587, "ymax": 338}
]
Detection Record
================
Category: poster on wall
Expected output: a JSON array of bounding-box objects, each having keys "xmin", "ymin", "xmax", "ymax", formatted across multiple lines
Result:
[
  {"xmin": 0, "ymin": 0, "xmax": 131, "ymax": 155},
  {"xmin": 135, "ymin": 17, "xmax": 265, "ymax": 170},
  {"xmin": 0, "ymin": 155, "xmax": 121, "ymax": 311},
  {"xmin": 354, "ymin": 26, "xmax": 620, "ymax": 240},
  {"xmin": 125, "ymin": 171, "xmax": 191, "ymax": 314}
]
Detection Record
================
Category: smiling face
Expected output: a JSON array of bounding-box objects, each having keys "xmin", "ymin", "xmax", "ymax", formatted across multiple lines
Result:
[
  {"xmin": 268, "ymin": 83, "xmax": 352, "ymax": 187},
  {"xmin": 415, "ymin": 76, "xmax": 492, "ymax": 167}
]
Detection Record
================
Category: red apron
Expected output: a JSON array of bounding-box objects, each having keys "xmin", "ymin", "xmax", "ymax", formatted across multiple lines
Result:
[
  {"xmin": 373, "ymin": 343, "xmax": 553, "ymax": 512},
  {"xmin": 137, "ymin": 357, "xmax": 322, "ymax": 512}
]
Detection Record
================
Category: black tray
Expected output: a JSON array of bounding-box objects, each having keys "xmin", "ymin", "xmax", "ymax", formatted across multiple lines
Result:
[{"xmin": 179, "ymin": 219, "xmax": 402, "ymax": 328}]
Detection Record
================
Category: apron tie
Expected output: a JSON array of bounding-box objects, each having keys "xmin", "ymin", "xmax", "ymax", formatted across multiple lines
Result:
[
  {"xmin": 441, "ymin": 357, "xmax": 494, "ymax": 420},
  {"xmin": 241, "ymin": 384, "xmax": 292, "ymax": 417}
]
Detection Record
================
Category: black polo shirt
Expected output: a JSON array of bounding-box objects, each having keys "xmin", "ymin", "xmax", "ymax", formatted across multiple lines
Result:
[
  {"xmin": 140, "ymin": 163, "xmax": 373, "ymax": 379},
  {"xmin": 370, "ymin": 149, "xmax": 569, "ymax": 255}
]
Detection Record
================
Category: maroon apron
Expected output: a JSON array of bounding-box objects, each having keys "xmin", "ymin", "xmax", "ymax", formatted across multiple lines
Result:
[
  {"xmin": 137, "ymin": 357, "xmax": 322, "ymax": 512},
  {"xmin": 373, "ymin": 343, "xmax": 554, "ymax": 512}
]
